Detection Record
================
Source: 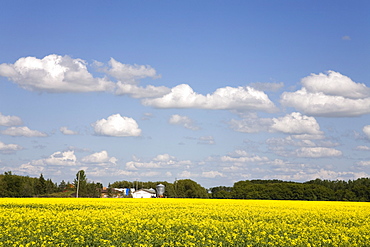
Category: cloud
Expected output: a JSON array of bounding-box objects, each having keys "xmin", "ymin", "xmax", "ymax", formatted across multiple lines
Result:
[
  {"xmin": 266, "ymin": 136, "xmax": 316, "ymax": 148},
  {"xmin": 201, "ymin": 171, "xmax": 223, "ymax": 178},
  {"xmin": 249, "ymin": 82, "xmax": 284, "ymax": 92},
  {"xmin": 230, "ymin": 112, "xmax": 323, "ymax": 136},
  {"xmin": 12, "ymin": 149, "xmax": 122, "ymax": 178},
  {"xmin": 363, "ymin": 125, "xmax": 370, "ymax": 139},
  {"xmin": 300, "ymin": 71, "xmax": 369, "ymax": 99},
  {"xmin": 92, "ymin": 114, "xmax": 141, "ymax": 137},
  {"xmin": 60, "ymin": 126, "xmax": 79, "ymax": 135},
  {"xmin": 221, "ymin": 150, "xmax": 269, "ymax": 163},
  {"xmin": 81, "ymin": 150, "xmax": 117, "ymax": 165},
  {"xmin": 125, "ymin": 154, "xmax": 191, "ymax": 170},
  {"xmin": 177, "ymin": 170, "xmax": 199, "ymax": 178},
  {"xmin": 271, "ymin": 169, "xmax": 368, "ymax": 182},
  {"xmin": 290, "ymin": 134, "xmax": 325, "ymax": 140},
  {"xmin": 271, "ymin": 112, "xmax": 323, "ymax": 135},
  {"xmin": 169, "ymin": 114, "xmax": 199, "ymax": 130},
  {"xmin": 0, "ymin": 113, "xmax": 23, "ymax": 126},
  {"xmin": 92, "ymin": 58, "xmax": 169, "ymax": 98},
  {"xmin": 342, "ymin": 36, "xmax": 351, "ymax": 40},
  {"xmin": 1, "ymin": 126, "xmax": 47, "ymax": 137},
  {"xmin": 0, "ymin": 54, "xmax": 115, "ymax": 93},
  {"xmin": 0, "ymin": 54, "xmax": 170, "ymax": 98},
  {"xmin": 281, "ymin": 71, "xmax": 370, "ymax": 117},
  {"xmin": 26, "ymin": 150, "xmax": 78, "ymax": 167},
  {"xmin": 98, "ymin": 58, "xmax": 160, "ymax": 84},
  {"xmin": 198, "ymin": 136, "xmax": 215, "ymax": 145},
  {"xmin": 268, "ymin": 140, "xmax": 342, "ymax": 157},
  {"xmin": 0, "ymin": 141, "xmax": 23, "ymax": 154},
  {"xmin": 355, "ymin": 145, "xmax": 370, "ymax": 151},
  {"xmin": 142, "ymin": 84, "xmax": 278, "ymax": 112},
  {"xmin": 295, "ymin": 147, "xmax": 342, "ymax": 158},
  {"xmin": 229, "ymin": 113, "xmax": 273, "ymax": 133},
  {"xmin": 17, "ymin": 163, "xmax": 45, "ymax": 176},
  {"xmin": 153, "ymin": 153, "xmax": 174, "ymax": 162},
  {"xmin": 13, "ymin": 150, "xmax": 78, "ymax": 176},
  {"xmin": 115, "ymin": 83, "xmax": 170, "ymax": 98},
  {"xmin": 357, "ymin": 161, "xmax": 370, "ymax": 166}
]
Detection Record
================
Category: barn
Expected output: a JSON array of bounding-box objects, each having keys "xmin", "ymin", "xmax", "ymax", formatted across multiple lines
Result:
[{"xmin": 132, "ymin": 189, "xmax": 156, "ymax": 198}]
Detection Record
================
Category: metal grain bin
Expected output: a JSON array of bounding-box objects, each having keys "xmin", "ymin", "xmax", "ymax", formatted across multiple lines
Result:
[{"xmin": 156, "ymin": 184, "xmax": 165, "ymax": 197}]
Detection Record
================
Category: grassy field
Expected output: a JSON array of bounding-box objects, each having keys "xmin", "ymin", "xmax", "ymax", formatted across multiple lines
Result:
[{"xmin": 0, "ymin": 198, "xmax": 369, "ymax": 246}]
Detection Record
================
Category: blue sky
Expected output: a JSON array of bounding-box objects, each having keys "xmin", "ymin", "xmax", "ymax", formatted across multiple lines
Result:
[{"xmin": 0, "ymin": 1, "xmax": 369, "ymax": 188}]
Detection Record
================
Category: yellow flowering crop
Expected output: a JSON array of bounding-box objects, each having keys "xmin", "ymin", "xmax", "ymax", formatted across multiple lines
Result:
[{"xmin": 0, "ymin": 198, "xmax": 369, "ymax": 246}]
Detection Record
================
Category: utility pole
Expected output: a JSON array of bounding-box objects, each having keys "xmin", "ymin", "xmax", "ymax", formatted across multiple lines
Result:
[{"xmin": 175, "ymin": 178, "xmax": 177, "ymax": 198}]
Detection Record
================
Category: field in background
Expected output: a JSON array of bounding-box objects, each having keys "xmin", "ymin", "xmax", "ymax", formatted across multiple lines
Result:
[{"xmin": 0, "ymin": 198, "xmax": 369, "ymax": 246}]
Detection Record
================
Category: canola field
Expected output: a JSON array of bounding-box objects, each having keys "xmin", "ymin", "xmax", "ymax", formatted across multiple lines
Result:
[{"xmin": 0, "ymin": 198, "xmax": 369, "ymax": 246}]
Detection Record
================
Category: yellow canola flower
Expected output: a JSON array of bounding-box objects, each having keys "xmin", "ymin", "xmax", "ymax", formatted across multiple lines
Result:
[{"xmin": 0, "ymin": 198, "xmax": 369, "ymax": 246}]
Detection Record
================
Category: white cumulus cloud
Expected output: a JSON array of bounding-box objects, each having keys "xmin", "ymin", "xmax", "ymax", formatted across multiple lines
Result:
[
  {"xmin": 198, "ymin": 136, "xmax": 215, "ymax": 145},
  {"xmin": 27, "ymin": 150, "xmax": 78, "ymax": 167},
  {"xmin": 221, "ymin": 150, "xmax": 269, "ymax": 163},
  {"xmin": 81, "ymin": 150, "xmax": 117, "ymax": 165},
  {"xmin": 355, "ymin": 145, "xmax": 370, "ymax": 151},
  {"xmin": 271, "ymin": 112, "xmax": 323, "ymax": 135},
  {"xmin": 0, "ymin": 141, "xmax": 23, "ymax": 154},
  {"xmin": 45, "ymin": 151, "xmax": 78, "ymax": 166},
  {"xmin": 229, "ymin": 113, "xmax": 273, "ymax": 133},
  {"xmin": 143, "ymin": 84, "xmax": 277, "ymax": 112},
  {"xmin": 125, "ymin": 154, "xmax": 190, "ymax": 170},
  {"xmin": 0, "ymin": 113, "xmax": 23, "ymax": 126},
  {"xmin": 169, "ymin": 114, "xmax": 199, "ymax": 130},
  {"xmin": 93, "ymin": 58, "xmax": 169, "ymax": 98},
  {"xmin": 92, "ymin": 114, "xmax": 141, "ymax": 137},
  {"xmin": 153, "ymin": 154, "xmax": 175, "ymax": 162},
  {"xmin": 1, "ymin": 126, "xmax": 47, "ymax": 137},
  {"xmin": 266, "ymin": 136, "xmax": 316, "ymax": 147},
  {"xmin": 201, "ymin": 171, "xmax": 223, "ymax": 178},
  {"xmin": 229, "ymin": 112, "xmax": 322, "ymax": 137},
  {"xmin": 363, "ymin": 125, "xmax": 370, "ymax": 139},
  {"xmin": 100, "ymin": 58, "xmax": 160, "ymax": 84},
  {"xmin": 60, "ymin": 126, "xmax": 79, "ymax": 135},
  {"xmin": 295, "ymin": 147, "xmax": 342, "ymax": 158},
  {"xmin": 301, "ymin": 71, "xmax": 370, "ymax": 99},
  {"xmin": 281, "ymin": 71, "xmax": 370, "ymax": 117},
  {"xmin": 115, "ymin": 83, "xmax": 170, "ymax": 98},
  {"xmin": 357, "ymin": 161, "xmax": 370, "ymax": 166},
  {"xmin": 0, "ymin": 54, "xmax": 115, "ymax": 93}
]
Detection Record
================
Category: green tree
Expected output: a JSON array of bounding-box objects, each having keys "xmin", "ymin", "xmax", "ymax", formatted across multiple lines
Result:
[
  {"xmin": 87, "ymin": 182, "xmax": 103, "ymax": 198},
  {"xmin": 35, "ymin": 174, "xmax": 46, "ymax": 195},
  {"xmin": 110, "ymin": 180, "xmax": 134, "ymax": 189},
  {"xmin": 58, "ymin": 180, "xmax": 67, "ymax": 192},
  {"xmin": 174, "ymin": 179, "xmax": 208, "ymax": 198},
  {"xmin": 3, "ymin": 171, "xmax": 22, "ymax": 197},
  {"xmin": 74, "ymin": 170, "xmax": 88, "ymax": 197},
  {"xmin": 20, "ymin": 176, "xmax": 36, "ymax": 197},
  {"xmin": 210, "ymin": 186, "xmax": 232, "ymax": 199},
  {"xmin": 231, "ymin": 180, "xmax": 252, "ymax": 199},
  {"xmin": 45, "ymin": 179, "xmax": 57, "ymax": 194}
]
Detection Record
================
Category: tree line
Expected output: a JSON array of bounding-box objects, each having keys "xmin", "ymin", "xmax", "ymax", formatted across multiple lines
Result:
[
  {"xmin": 1, "ymin": 170, "xmax": 370, "ymax": 201},
  {"xmin": 211, "ymin": 178, "xmax": 370, "ymax": 201},
  {"xmin": 0, "ymin": 170, "xmax": 102, "ymax": 198}
]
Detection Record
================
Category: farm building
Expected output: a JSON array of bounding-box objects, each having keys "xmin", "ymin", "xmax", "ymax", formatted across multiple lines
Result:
[{"xmin": 132, "ymin": 189, "xmax": 156, "ymax": 198}]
